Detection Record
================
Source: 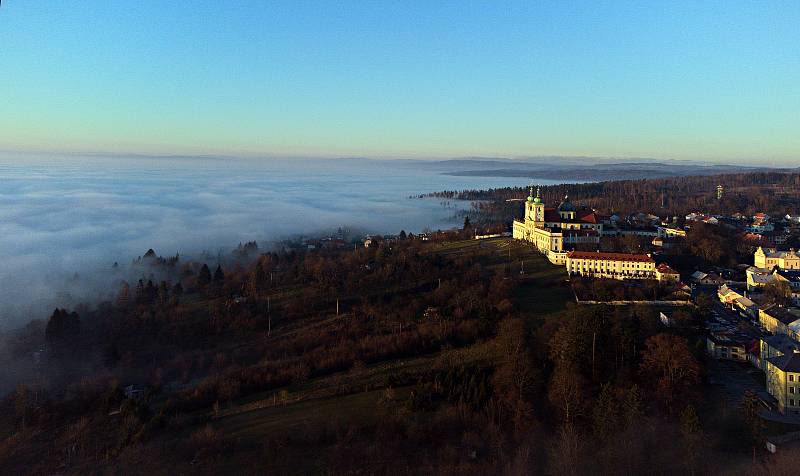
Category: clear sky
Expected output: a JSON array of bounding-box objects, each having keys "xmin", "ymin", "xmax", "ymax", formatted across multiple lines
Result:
[{"xmin": 1, "ymin": 1, "xmax": 798, "ymax": 163}]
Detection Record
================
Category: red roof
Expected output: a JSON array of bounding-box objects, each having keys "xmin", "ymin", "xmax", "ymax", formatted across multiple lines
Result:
[
  {"xmin": 543, "ymin": 208, "xmax": 600, "ymax": 224},
  {"xmin": 656, "ymin": 263, "xmax": 679, "ymax": 274},
  {"xmin": 567, "ymin": 251, "xmax": 654, "ymax": 263},
  {"xmin": 576, "ymin": 209, "xmax": 600, "ymax": 224},
  {"xmin": 741, "ymin": 232, "xmax": 773, "ymax": 246}
]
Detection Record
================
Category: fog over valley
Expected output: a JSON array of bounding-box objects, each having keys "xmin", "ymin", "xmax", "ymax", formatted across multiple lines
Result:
[{"xmin": 0, "ymin": 155, "xmax": 541, "ymax": 330}]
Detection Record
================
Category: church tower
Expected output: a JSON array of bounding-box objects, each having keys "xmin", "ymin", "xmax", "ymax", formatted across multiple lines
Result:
[{"xmin": 525, "ymin": 186, "xmax": 545, "ymax": 226}]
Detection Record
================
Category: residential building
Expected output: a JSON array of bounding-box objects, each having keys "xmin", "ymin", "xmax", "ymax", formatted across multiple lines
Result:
[
  {"xmin": 759, "ymin": 306, "xmax": 800, "ymax": 335},
  {"xmin": 707, "ymin": 331, "xmax": 748, "ymax": 361},
  {"xmin": 746, "ymin": 266, "xmax": 777, "ymax": 291},
  {"xmin": 657, "ymin": 226, "xmax": 687, "ymax": 238},
  {"xmin": 718, "ymin": 284, "xmax": 744, "ymax": 306},
  {"xmin": 691, "ymin": 270, "xmax": 725, "ymax": 285},
  {"xmin": 655, "ymin": 263, "xmax": 680, "ymax": 282},
  {"xmin": 766, "ymin": 350, "xmax": 800, "ymax": 415},
  {"xmin": 754, "ymin": 247, "xmax": 800, "ymax": 270},
  {"xmin": 760, "ymin": 334, "xmax": 800, "ymax": 372},
  {"xmin": 735, "ymin": 296, "xmax": 759, "ymax": 318}
]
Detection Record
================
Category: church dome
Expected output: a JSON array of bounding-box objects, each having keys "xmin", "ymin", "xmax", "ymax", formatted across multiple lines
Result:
[
  {"xmin": 529, "ymin": 185, "xmax": 542, "ymax": 204},
  {"xmin": 557, "ymin": 195, "xmax": 575, "ymax": 212}
]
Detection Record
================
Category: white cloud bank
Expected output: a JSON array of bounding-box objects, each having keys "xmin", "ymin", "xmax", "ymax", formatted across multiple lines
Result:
[{"xmin": 0, "ymin": 155, "xmax": 533, "ymax": 328}]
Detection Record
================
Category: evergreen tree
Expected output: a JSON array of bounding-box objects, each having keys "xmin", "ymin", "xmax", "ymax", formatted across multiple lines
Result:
[
  {"xmin": 213, "ymin": 265, "xmax": 225, "ymax": 282},
  {"xmin": 198, "ymin": 264, "xmax": 212, "ymax": 286},
  {"xmin": 45, "ymin": 309, "xmax": 80, "ymax": 343}
]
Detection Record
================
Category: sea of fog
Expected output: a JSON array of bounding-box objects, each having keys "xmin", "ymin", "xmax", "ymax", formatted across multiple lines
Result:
[{"xmin": 0, "ymin": 155, "xmax": 561, "ymax": 328}]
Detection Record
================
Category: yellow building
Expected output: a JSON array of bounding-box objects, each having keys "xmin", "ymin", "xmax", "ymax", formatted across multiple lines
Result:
[
  {"xmin": 766, "ymin": 350, "xmax": 800, "ymax": 414},
  {"xmin": 512, "ymin": 187, "xmax": 602, "ymax": 264},
  {"xmin": 565, "ymin": 251, "xmax": 656, "ymax": 280},
  {"xmin": 755, "ymin": 247, "xmax": 800, "ymax": 270},
  {"xmin": 655, "ymin": 263, "xmax": 680, "ymax": 282},
  {"xmin": 759, "ymin": 306, "xmax": 800, "ymax": 335},
  {"xmin": 760, "ymin": 334, "xmax": 799, "ymax": 372}
]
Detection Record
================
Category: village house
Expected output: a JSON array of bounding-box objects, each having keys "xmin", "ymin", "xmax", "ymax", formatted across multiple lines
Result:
[
  {"xmin": 717, "ymin": 284, "xmax": 759, "ymax": 317},
  {"xmin": 766, "ymin": 350, "xmax": 800, "ymax": 415},
  {"xmin": 746, "ymin": 266, "xmax": 777, "ymax": 291},
  {"xmin": 654, "ymin": 263, "xmax": 681, "ymax": 282},
  {"xmin": 759, "ymin": 305, "xmax": 800, "ymax": 335},
  {"xmin": 761, "ymin": 334, "xmax": 800, "ymax": 372},
  {"xmin": 706, "ymin": 331, "xmax": 748, "ymax": 361},
  {"xmin": 657, "ymin": 226, "xmax": 687, "ymax": 238},
  {"xmin": 691, "ymin": 270, "xmax": 725, "ymax": 286},
  {"xmin": 754, "ymin": 247, "xmax": 800, "ymax": 270},
  {"xmin": 748, "ymin": 213, "xmax": 775, "ymax": 234}
]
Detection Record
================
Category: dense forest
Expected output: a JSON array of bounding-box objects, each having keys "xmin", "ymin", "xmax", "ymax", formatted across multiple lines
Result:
[
  {"xmin": 427, "ymin": 172, "xmax": 800, "ymax": 224},
  {"xmin": 0, "ymin": 231, "xmax": 790, "ymax": 475}
]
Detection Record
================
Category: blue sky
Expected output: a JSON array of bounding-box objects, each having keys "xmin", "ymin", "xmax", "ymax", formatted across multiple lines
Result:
[{"xmin": 1, "ymin": 1, "xmax": 798, "ymax": 162}]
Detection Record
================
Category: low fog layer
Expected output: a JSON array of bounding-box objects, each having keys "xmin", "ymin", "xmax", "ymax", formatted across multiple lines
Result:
[{"xmin": 0, "ymin": 155, "xmax": 538, "ymax": 329}]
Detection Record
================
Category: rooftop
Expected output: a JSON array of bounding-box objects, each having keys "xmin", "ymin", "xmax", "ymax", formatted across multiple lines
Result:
[
  {"xmin": 762, "ymin": 305, "xmax": 800, "ymax": 325},
  {"xmin": 767, "ymin": 351, "xmax": 800, "ymax": 373},
  {"xmin": 656, "ymin": 263, "xmax": 680, "ymax": 274},
  {"xmin": 566, "ymin": 251, "xmax": 654, "ymax": 263},
  {"xmin": 763, "ymin": 333, "xmax": 800, "ymax": 351},
  {"xmin": 543, "ymin": 208, "xmax": 600, "ymax": 224}
]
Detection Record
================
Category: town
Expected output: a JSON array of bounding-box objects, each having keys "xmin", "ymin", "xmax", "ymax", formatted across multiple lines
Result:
[{"xmin": 506, "ymin": 179, "xmax": 800, "ymax": 450}]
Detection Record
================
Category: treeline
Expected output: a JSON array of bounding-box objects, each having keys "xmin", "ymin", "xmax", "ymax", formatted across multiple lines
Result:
[{"xmin": 429, "ymin": 171, "xmax": 800, "ymax": 220}]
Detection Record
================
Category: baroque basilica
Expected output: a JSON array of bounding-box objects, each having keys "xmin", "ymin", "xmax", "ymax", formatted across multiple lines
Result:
[{"xmin": 512, "ymin": 186, "xmax": 602, "ymax": 264}]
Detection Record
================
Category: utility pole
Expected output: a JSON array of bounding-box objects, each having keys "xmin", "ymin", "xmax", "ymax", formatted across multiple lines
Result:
[{"xmin": 336, "ymin": 298, "xmax": 339, "ymax": 317}]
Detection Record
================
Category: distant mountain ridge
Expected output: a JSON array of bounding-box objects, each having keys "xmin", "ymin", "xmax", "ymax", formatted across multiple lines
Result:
[{"xmin": 408, "ymin": 159, "xmax": 787, "ymax": 181}]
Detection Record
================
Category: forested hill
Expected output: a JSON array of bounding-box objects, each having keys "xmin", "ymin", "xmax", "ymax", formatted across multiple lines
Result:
[{"xmin": 426, "ymin": 171, "xmax": 800, "ymax": 218}]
